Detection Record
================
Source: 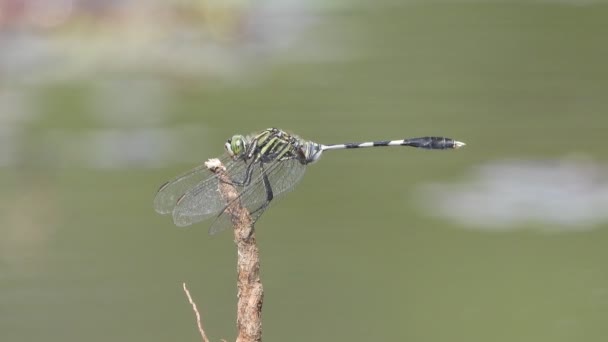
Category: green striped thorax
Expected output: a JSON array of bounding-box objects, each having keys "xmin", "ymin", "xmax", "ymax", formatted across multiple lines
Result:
[{"xmin": 224, "ymin": 128, "xmax": 323, "ymax": 165}]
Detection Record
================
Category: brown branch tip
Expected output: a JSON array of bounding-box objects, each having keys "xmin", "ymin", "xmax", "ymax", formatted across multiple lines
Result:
[{"xmin": 205, "ymin": 158, "xmax": 264, "ymax": 342}]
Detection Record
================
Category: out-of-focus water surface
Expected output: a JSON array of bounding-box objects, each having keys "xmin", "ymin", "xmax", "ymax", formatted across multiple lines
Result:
[{"xmin": 2, "ymin": 1, "xmax": 608, "ymax": 341}]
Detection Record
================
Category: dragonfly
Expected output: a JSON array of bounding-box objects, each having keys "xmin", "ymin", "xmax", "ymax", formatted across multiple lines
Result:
[{"xmin": 154, "ymin": 127, "xmax": 465, "ymax": 234}]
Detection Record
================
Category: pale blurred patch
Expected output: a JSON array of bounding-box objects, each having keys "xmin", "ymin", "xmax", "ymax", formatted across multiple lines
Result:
[
  {"xmin": 20, "ymin": 0, "xmax": 74, "ymax": 28},
  {"xmin": 0, "ymin": 178, "xmax": 60, "ymax": 271},
  {"xmin": 0, "ymin": 126, "xmax": 21, "ymax": 167},
  {"xmin": 415, "ymin": 157, "xmax": 608, "ymax": 232},
  {"xmin": 90, "ymin": 79, "xmax": 172, "ymax": 127},
  {"xmin": 0, "ymin": 0, "xmax": 321, "ymax": 82},
  {"xmin": 0, "ymin": 89, "xmax": 35, "ymax": 167},
  {"xmin": 38, "ymin": 125, "xmax": 218, "ymax": 169},
  {"xmin": 0, "ymin": 88, "xmax": 37, "ymax": 124}
]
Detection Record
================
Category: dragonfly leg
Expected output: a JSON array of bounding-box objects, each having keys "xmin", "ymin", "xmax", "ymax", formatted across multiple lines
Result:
[
  {"xmin": 233, "ymin": 150, "xmax": 281, "ymax": 188},
  {"xmin": 226, "ymin": 160, "xmax": 257, "ymax": 187},
  {"xmin": 260, "ymin": 163, "xmax": 274, "ymax": 203},
  {"xmin": 247, "ymin": 162, "xmax": 274, "ymax": 239}
]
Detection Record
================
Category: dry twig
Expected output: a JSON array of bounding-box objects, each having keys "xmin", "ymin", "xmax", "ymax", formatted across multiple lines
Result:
[
  {"xmin": 182, "ymin": 282, "xmax": 210, "ymax": 342},
  {"xmin": 205, "ymin": 158, "xmax": 264, "ymax": 342}
]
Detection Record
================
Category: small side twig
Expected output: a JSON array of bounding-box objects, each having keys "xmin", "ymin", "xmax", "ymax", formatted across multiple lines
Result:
[
  {"xmin": 182, "ymin": 282, "xmax": 211, "ymax": 342},
  {"xmin": 205, "ymin": 158, "xmax": 263, "ymax": 342}
]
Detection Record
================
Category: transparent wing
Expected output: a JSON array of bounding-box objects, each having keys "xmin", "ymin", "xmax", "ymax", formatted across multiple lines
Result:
[
  {"xmin": 154, "ymin": 164, "xmax": 210, "ymax": 215},
  {"xmin": 208, "ymin": 158, "xmax": 307, "ymax": 235},
  {"xmin": 154, "ymin": 154, "xmax": 239, "ymax": 215},
  {"xmin": 268, "ymin": 158, "xmax": 308, "ymax": 198},
  {"xmin": 170, "ymin": 157, "xmax": 252, "ymax": 227},
  {"xmin": 154, "ymin": 154, "xmax": 244, "ymax": 215}
]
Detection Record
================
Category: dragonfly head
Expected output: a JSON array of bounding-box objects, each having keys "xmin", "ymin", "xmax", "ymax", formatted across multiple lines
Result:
[{"xmin": 225, "ymin": 134, "xmax": 248, "ymax": 158}]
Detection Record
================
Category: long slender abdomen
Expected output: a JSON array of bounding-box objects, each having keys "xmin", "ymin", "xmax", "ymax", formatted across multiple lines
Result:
[{"xmin": 322, "ymin": 136, "xmax": 465, "ymax": 151}]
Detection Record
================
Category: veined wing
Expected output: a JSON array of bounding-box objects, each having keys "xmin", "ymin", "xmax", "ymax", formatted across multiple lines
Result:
[
  {"xmin": 208, "ymin": 157, "xmax": 307, "ymax": 235},
  {"xmin": 154, "ymin": 154, "xmax": 244, "ymax": 216},
  {"xmin": 170, "ymin": 156, "xmax": 252, "ymax": 227}
]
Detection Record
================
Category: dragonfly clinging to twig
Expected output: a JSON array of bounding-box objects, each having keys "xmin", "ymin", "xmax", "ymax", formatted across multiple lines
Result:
[{"xmin": 154, "ymin": 127, "xmax": 465, "ymax": 234}]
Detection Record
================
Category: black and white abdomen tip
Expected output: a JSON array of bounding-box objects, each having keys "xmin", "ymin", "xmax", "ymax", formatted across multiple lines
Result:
[{"xmin": 401, "ymin": 137, "xmax": 466, "ymax": 149}]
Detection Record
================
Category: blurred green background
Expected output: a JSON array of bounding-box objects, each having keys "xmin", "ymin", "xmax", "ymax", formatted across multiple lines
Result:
[{"xmin": 1, "ymin": 1, "xmax": 608, "ymax": 341}]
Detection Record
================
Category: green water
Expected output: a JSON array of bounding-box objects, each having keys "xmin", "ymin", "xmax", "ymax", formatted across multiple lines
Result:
[{"xmin": 2, "ymin": 2, "xmax": 608, "ymax": 341}]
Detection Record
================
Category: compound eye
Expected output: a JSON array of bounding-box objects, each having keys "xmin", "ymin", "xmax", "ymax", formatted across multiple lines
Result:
[{"xmin": 230, "ymin": 135, "xmax": 246, "ymax": 156}]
